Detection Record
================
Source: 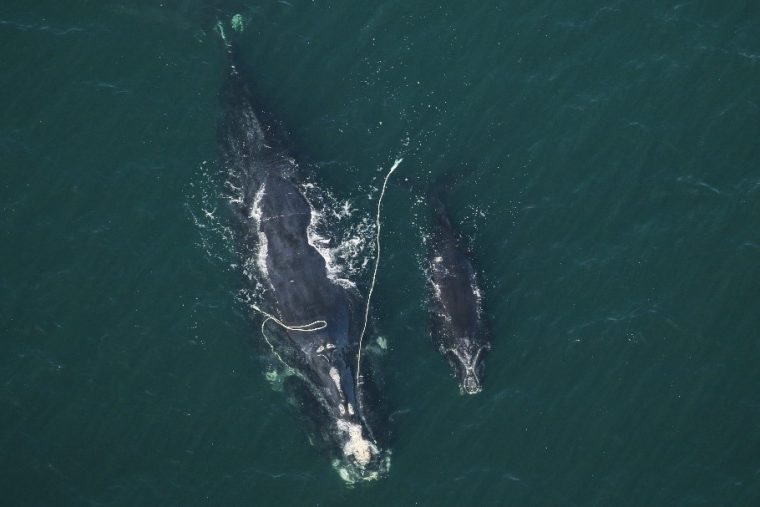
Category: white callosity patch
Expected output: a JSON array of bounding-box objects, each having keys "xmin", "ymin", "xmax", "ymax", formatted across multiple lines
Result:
[
  {"xmin": 328, "ymin": 367, "xmax": 343, "ymax": 394},
  {"xmin": 315, "ymin": 342, "xmax": 335, "ymax": 355},
  {"xmin": 447, "ymin": 343, "xmax": 488, "ymax": 394},
  {"xmin": 449, "ymin": 344, "xmax": 482, "ymax": 372},
  {"xmin": 328, "ymin": 365, "xmax": 356, "ymax": 417},
  {"xmin": 336, "ymin": 419, "xmax": 379, "ymax": 468}
]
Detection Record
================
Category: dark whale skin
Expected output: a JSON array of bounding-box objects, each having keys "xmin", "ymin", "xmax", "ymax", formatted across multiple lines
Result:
[
  {"xmin": 426, "ymin": 193, "xmax": 490, "ymax": 394},
  {"xmin": 218, "ymin": 48, "xmax": 388, "ymax": 482}
]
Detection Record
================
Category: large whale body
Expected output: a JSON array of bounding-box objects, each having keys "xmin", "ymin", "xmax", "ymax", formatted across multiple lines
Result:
[
  {"xmin": 426, "ymin": 191, "xmax": 491, "ymax": 394},
  {"xmin": 218, "ymin": 49, "xmax": 388, "ymax": 482}
]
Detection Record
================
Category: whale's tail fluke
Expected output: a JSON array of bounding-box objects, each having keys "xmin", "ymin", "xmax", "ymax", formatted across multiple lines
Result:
[
  {"xmin": 215, "ymin": 17, "xmax": 296, "ymax": 186},
  {"xmin": 201, "ymin": 0, "xmax": 250, "ymax": 33}
]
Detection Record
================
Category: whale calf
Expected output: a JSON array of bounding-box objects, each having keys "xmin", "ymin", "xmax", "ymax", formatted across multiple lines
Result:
[
  {"xmin": 426, "ymin": 191, "xmax": 490, "ymax": 394},
  {"xmin": 218, "ymin": 45, "xmax": 388, "ymax": 482}
]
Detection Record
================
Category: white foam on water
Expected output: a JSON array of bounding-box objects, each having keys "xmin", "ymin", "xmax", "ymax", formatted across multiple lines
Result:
[
  {"xmin": 249, "ymin": 183, "xmax": 270, "ymax": 282},
  {"xmin": 192, "ymin": 159, "xmax": 377, "ymax": 360},
  {"xmin": 305, "ymin": 205, "xmax": 356, "ymax": 290},
  {"xmin": 431, "ymin": 280, "xmax": 444, "ymax": 303},
  {"xmin": 299, "ymin": 180, "xmax": 378, "ymax": 289},
  {"xmin": 331, "ymin": 448, "xmax": 391, "ymax": 485},
  {"xmin": 187, "ymin": 160, "xmax": 238, "ymax": 265}
]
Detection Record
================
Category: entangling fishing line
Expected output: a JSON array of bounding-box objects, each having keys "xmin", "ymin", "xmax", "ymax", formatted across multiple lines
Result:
[
  {"xmin": 252, "ymin": 305, "xmax": 326, "ymax": 373},
  {"xmin": 355, "ymin": 158, "xmax": 403, "ymax": 389},
  {"xmin": 252, "ymin": 303, "xmax": 326, "ymax": 332},
  {"xmin": 250, "ymin": 155, "xmax": 401, "ymax": 385}
]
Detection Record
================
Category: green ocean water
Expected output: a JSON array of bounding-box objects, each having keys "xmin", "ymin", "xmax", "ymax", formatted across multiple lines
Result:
[{"xmin": 2, "ymin": 0, "xmax": 760, "ymax": 505}]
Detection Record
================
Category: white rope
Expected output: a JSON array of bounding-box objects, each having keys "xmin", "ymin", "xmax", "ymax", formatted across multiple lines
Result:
[
  {"xmin": 245, "ymin": 156, "xmax": 401, "ymax": 419},
  {"xmin": 254, "ymin": 305, "xmax": 325, "ymax": 382},
  {"xmin": 218, "ymin": 18, "xmax": 400, "ymax": 413},
  {"xmin": 355, "ymin": 158, "xmax": 403, "ymax": 388},
  {"xmin": 260, "ymin": 318, "xmax": 292, "ymax": 372},
  {"xmin": 251, "ymin": 303, "xmax": 326, "ymax": 332}
]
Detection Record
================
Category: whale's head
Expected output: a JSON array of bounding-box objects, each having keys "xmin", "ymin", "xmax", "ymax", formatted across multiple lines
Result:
[
  {"xmin": 300, "ymin": 337, "xmax": 391, "ymax": 484},
  {"xmin": 445, "ymin": 339, "xmax": 490, "ymax": 395},
  {"xmin": 329, "ymin": 417, "xmax": 391, "ymax": 484}
]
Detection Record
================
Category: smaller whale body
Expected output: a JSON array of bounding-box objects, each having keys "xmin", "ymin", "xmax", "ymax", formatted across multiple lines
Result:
[
  {"xmin": 426, "ymin": 189, "xmax": 490, "ymax": 394},
  {"xmin": 217, "ymin": 40, "xmax": 389, "ymax": 482}
]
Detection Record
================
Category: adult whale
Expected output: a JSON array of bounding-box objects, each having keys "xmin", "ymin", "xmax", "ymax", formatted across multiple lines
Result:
[
  {"xmin": 217, "ymin": 43, "xmax": 389, "ymax": 482},
  {"xmin": 426, "ymin": 190, "xmax": 491, "ymax": 394}
]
